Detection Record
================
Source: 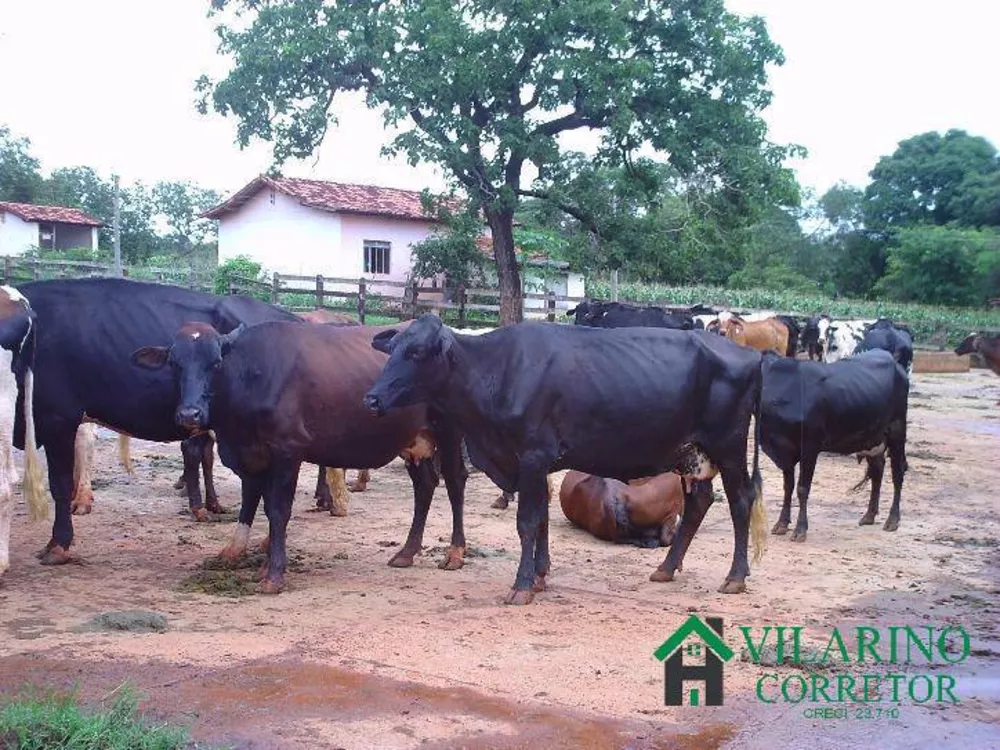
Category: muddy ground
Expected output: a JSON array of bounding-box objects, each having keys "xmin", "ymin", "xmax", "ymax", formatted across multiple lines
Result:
[{"xmin": 1, "ymin": 371, "xmax": 998, "ymax": 749}]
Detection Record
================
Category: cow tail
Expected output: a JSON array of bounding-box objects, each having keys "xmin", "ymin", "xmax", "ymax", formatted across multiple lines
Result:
[
  {"xmin": 118, "ymin": 435, "xmax": 134, "ymax": 475},
  {"xmin": 749, "ymin": 361, "xmax": 767, "ymax": 564},
  {"xmin": 21, "ymin": 318, "xmax": 47, "ymax": 521}
]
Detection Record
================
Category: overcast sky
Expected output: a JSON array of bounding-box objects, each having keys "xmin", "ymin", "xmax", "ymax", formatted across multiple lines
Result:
[{"xmin": 1, "ymin": 0, "xmax": 998, "ymax": 201}]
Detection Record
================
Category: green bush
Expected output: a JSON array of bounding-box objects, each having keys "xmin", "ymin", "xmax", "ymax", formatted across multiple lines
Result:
[
  {"xmin": 214, "ymin": 255, "xmax": 267, "ymax": 299},
  {"xmin": 0, "ymin": 686, "xmax": 190, "ymax": 750}
]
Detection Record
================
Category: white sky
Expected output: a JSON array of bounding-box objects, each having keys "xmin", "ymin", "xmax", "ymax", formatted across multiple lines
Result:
[{"xmin": 0, "ymin": 0, "xmax": 998, "ymax": 202}]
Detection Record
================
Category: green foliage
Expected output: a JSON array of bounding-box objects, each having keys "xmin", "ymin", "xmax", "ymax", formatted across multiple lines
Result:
[
  {"xmin": 0, "ymin": 125, "xmax": 43, "ymax": 203},
  {"xmin": 875, "ymin": 225, "xmax": 1000, "ymax": 306},
  {"xmin": 200, "ymin": 0, "xmax": 795, "ymax": 322},
  {"xmin": 0, "ymin": 686, "xmax": 190, "ymax": 750},
  {"xmin": 410, "ymin": 195, "xmax": 487, "ymax": 288},
  {"xmin": 863, "ymin": 129, "xmax": 1000, "ymax": 232},
  {"xmin": 214, "ymin": 255, "xmax": 265, "ymax": 296}
]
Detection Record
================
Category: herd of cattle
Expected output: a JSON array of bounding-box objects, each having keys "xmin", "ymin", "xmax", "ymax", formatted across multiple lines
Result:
[{"xmin": 0, "ymin": 280, "xmax": 996, "ymax": 606}]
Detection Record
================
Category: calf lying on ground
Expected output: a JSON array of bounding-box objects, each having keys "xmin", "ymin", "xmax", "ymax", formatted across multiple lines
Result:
[
  {"xmin": 558, "ymin": 470, "xmax": 688, "ymax": 547},
  {"xmin": 133, "ymin": 320, "xmax": 467, "ymax": 593},
  {"xmin": 759, "ymin": 350, "xmax": 909, "ymax": 541}
]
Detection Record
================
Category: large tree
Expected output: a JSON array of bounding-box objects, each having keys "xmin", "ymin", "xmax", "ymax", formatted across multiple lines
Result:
[
  {"xmin": 863, "ymin": 129, "xmax": 1000, "ymax": 233},
  {"xmin": 0, "ymin": 125, "xmax": 44, "ymax": 203},
  {"xmin": 199, "ymin": 0, "xmax": 793, "ymax": 322}
]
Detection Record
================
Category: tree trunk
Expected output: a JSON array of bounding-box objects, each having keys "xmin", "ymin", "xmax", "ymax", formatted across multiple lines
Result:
[{"xmin": 485, "ymin": 207, "xmax": 523, "ymax": 325}]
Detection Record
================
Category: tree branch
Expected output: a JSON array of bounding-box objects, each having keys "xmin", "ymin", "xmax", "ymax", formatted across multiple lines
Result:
[{"xmin": 515, "ymin": 188, "xmax": 599, "ymax": 235}]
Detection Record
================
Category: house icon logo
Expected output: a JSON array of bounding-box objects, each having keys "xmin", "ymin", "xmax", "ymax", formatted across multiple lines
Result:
[{"xmin": 654, "ymin": 615, "xmax": 733, "ymax": 706}]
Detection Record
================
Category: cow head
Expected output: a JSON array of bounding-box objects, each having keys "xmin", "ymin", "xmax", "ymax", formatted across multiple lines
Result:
[
  {"xmin": 364, "ymin": 314, "xmax": 453, "ymax": 416},
  {"xmin": 718, "ymin": 316, "xmax": 746, "ymax": 344},
  {"xmin": 954, "ymin": 332, "xmax": 980, "ymax": 356},
  {"xmin": 131, "ymin": 322, "xmax": 245, "ymax": 430}
]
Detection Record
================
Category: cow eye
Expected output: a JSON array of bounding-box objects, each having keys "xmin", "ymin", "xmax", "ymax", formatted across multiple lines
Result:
[{"xmin": 212, "ymin": 361, "xmax": 222, "ymax": 371}]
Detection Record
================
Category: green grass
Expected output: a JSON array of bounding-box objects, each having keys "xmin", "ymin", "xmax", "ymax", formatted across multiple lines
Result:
[
  {"xmin": 0, "ymin": 687, "xmax": 193, "ymax": 750},
  {"xmin": 588, "ymin": 280, "xmax": 1000, "ymax": 346}
]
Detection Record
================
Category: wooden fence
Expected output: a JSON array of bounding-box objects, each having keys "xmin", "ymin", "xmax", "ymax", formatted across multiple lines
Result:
[{"xmin": 0, "ymin": 256, "xmax": 214, "ymax": 292}]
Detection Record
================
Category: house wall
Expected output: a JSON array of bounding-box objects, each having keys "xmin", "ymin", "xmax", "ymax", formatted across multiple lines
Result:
[
  {"xmin": 0, "ymin": 212, "xmax": 38, "ymax": 256},
  {"xmin": 217, "ymin": 189, "xmax": 438, "ymax": 297},
  {"xmin": 218, "ymin": 189, "xmax": 343, "ymax": 277},
  {"xmin": 52, "ymin": 223, "xmax": 94, "ymax": 250}
]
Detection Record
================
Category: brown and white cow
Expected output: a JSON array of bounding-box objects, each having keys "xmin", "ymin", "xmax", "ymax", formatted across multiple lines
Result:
[
  {"xmin": 0, "ymin": 285, "xmax": 45, "ymax": 578},
  {"xmin": 558, "ymin": 470, "xmax": 687, "ymax": 547}
]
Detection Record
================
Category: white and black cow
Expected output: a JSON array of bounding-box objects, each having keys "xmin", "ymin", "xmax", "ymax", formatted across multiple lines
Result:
[{"xmin": 823, "ymin": 319, "xmax": 876, "ymax": 363}]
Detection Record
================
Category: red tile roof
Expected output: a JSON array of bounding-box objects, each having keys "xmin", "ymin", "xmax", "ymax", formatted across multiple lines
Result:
[
  {"xmin": 0, "ymin": 201, "xmax": 103, "ymax": 227},
  {"xmin": 203, "ymin": 176, "xmax": 440, "ymax": 222}
]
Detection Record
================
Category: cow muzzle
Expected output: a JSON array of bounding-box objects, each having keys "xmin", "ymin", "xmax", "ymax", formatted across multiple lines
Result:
[
  {"xmin": 363, "ymin": 393, "xmax": 386, "ymax": 417},
  {"xmin": 176, "ymin": 406, "xmax": 206, "ymax": 430}
]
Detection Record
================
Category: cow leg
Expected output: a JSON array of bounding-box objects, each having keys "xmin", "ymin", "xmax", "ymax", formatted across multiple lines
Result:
[
  {"xmin": 858, "ymin": 454, "xmax": 885, "ymax": 527},
  {"xmin": 259, "ymin": 462, "xmax": 301, "ymax": 594},
  {"xmin": 180, "ymin": 436, "xmax": 211, "ymax": 521},
  {"xmin": 37, "ymin": 425, "xmax": 77, "ymax": 565},
  {"xmin": 219, "ymin": 474, "xmax": 265, "ymax": 561},
  {"xmin": 436, "ymin": 426, "xmax": 468, "ymax": 570},
  {"xmin": 790, "ymin": 453, "xmax": 818, "ymax": 542},
  {"xmin": 506, "ymin": 466, "xmax": 549, "ymax": 605},
  {"xmin": 492, "ymin": 490, "xmax": 514, "ymax": 509},
  {"xmin": 71, "ymin": 423, "xmax": 96, "ymax": 515},
  {"xmin": 388, "ymin": 459, "xmax": 439, "ymax": 568},
  {"xmin": 883, "ymin": 437, "xmax": 906, "ymax": 532},
  {"xmin": 650, "ymin": 480, "xmax": 713, "ymax": 582},
  {"xmin": 772, "ymin": 467, "xmax": 795, "ymax": 535},
  {"xmin": 349, "ymin": 469, "xmax": 370, "ymax": 493},
  {"xmin": 313, "ymin": 466, "xmax": 331, "ymax": 510},
  {"xmin": 719, "ymin": 466, "xmax": 756, "ymax": 593},
  {"xmin": 200, "ymin": 434, "xmax": 221, "ymax": 513},
  {"xmin": 532, "ymin": 501, "xmax": 550, "ymax": 591}
]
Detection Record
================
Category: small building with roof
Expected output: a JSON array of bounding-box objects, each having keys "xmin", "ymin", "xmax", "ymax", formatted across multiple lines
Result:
[{"xmin": 0, "ymin": 201, "xmax": 102, "ymax": 256}]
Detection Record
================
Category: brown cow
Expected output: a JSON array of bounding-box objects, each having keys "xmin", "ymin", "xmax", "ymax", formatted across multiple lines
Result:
[
  {"xmin": 558, "ymin": 471, "xmax": 686, "ymax": 547},
  {"xmin": 718, "ymin": 315, "xmax": 790, "ymax": 356},
  {"xmin": 956, "ymin": 332, "xmax": 1000, "ymax": 376}
]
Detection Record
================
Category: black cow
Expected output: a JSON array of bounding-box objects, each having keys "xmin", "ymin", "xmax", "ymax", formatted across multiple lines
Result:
[
  {"xmin": 132, "ymin": 321, "xmax": 467, "ymax": 593},
  {"xmin": 364, "ymin": 314, "xmax": 767, "ymax": 605},
  {"xmin": 801, "ymin": 315, "xmax": 830, "ymax": 361},
  {"xmin": 857, "ymin": 318, "xmax": 914, "ymax": 374},
  {"xmin": 565, "ymin": 300, "xmax": 695, "ymax": 330},
  {"xmin": 760, "ymin": 350, "xmax": 909, "ymax": 542},
  {"xmin": 775, "ymin": 316, "xmax": 802, "ymax": 358},
  {"xmin": 12, "ymin": 278, "xmax": 302, "ymax": 565}
]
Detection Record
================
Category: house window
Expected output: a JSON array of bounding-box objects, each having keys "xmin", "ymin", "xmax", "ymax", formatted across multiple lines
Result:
[
  {"xmin": 364, "ymin": 240, "xmax": 391, "ymax": 275},
  {"xmin": 38, "ymin": 223, "xmax": 55, "ymax": 250}
]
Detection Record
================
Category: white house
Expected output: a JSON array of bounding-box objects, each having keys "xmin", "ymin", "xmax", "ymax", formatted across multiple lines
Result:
[
  {"xmin": 0, "ymin": 201, "xmax": 101, "ymax": 256},
  {"xmin": 205, "ymin": 176, "xmax": 583, "ymax": 311}
]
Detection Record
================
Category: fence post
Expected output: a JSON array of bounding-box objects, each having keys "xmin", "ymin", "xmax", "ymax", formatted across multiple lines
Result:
[
  {"xmin": 410, "ymin": 280, "xmax": 420, "ymax": 319},
  {"xmin": 357, "ymin": 277, "xmax": 366, "ymax": 324},
  {"xmin": 271, "ymin": 272, "xmax": 281, "ymax": 304},
  {"xmin": 3, "ymin": 257, "xmax": 10, "ymax": 285},
  {"xmin": 31, "ymin": 260, "xmax": 39, "ymax": 281},
  {"xmin": 458, "ymin": 284, "xmax": 467, "ymax": 327},
  {"xmin": 611, "ymin": 269, "xmax": 619, "ymax": 302},
  {"xmin": 229, "ymin": 281, "xmax": 236, "ymax": 297},
  {"xmin": 315, "ymin": 275, "xmax": 324, "ymax": 309},
  {"xmin": 546, "ymin": 290, "xmax": 556, "ymax": 323}
]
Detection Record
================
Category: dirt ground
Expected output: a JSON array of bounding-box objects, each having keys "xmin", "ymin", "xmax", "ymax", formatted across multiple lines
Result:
[{"xmin": 1, "ymin": 370, "xmax": 999, "ymax": 750}]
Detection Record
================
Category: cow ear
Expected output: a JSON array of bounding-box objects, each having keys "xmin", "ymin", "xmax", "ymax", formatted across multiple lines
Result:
[
  {"xmin": 372, "ymin": 329, "xmax": 398, "ymax": 354},
  {"xmin": 220, "ymin": 323, "xmax": 245, "ymax": 354},
  {"xmin": 564, "ymin": 307, "xmax": 576, "ymax": 317},
  {"xmin": 131, "ymin": 346, "xmax": 170, "ymax": 370}
]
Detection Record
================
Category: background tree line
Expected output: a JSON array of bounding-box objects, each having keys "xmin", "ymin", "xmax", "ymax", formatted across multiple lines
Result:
[{"xmin": 0, "ymin": 124, "xmax": 221, "ymax": 267}]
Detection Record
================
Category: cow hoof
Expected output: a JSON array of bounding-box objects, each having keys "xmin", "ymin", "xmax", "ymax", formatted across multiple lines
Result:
[
  {"xmin": 531, "ymin": 575, "xmax": 547, "ymax": 593},
  {"xmin": 883, "ymin": 517, "xmax": 900, "ymax": 532},
  {"xmin": 790, "ymin": 530, "xmax": 807, "ymax": 543},
  {"xmin": 192, "ymin": 508, "xmax": 209, "ymax": 522},
  {"xmin": 859, "ymin": 513, "xmax": 876, "ymax": 526},
  {"xmin": 437, "ymin": 546, "xmax": 465, "ymax": 570},
  {"xmin": 491, "ymin": 495, "xmax": 510, "ymax": 510},
  {"xmin": 258, "ymin": 537, "xmax": 270, "ymax": 553},
  {"xmin": 504, "ymin": 588, "xmax": 534, "ymax": 605},
  {"xmin": 39, "ymin": 545, "xmax": 72, "ymax": 566},
  {"xmin": 258, "ymin": 579, "xmax": 284, "ymax": 595},
  {"xmin": 387, "ymin": 551, "xmax": 415, "ymax": 568},
  {"xmin": 206, "ymin": 501, "xmax": 224, "ymax": 515},
  {"xmin": 217, "ymin": 545, "xmax": 245, "ymax": 563},
  {"xmin": 718, "ymin": 579, "xmax": 746, "ymax": 594},
  {"xmin": 349, "ymin": 482, "xmax": 368, "ymax": 493},
  {"xmin": 771, "ymin": 522, "xmax": 789, "ymax": 535},
  {"xmin": 173, "ymin": 477, "xmax": 186, "ymax": 491},
  {"xmin": 306, "ymin": 505, "xmax": 329, "ymax": 513},
  {"xmin": 71, "ymin": 501, "xmax": 93, "ymax": 516},
  {"xmin": 649, "ymin": 568, "xmax": 675, "ymax": 583},
  {"xmin": 328, "ymin": 504, "xmax": 348, "ymax": 518}
]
